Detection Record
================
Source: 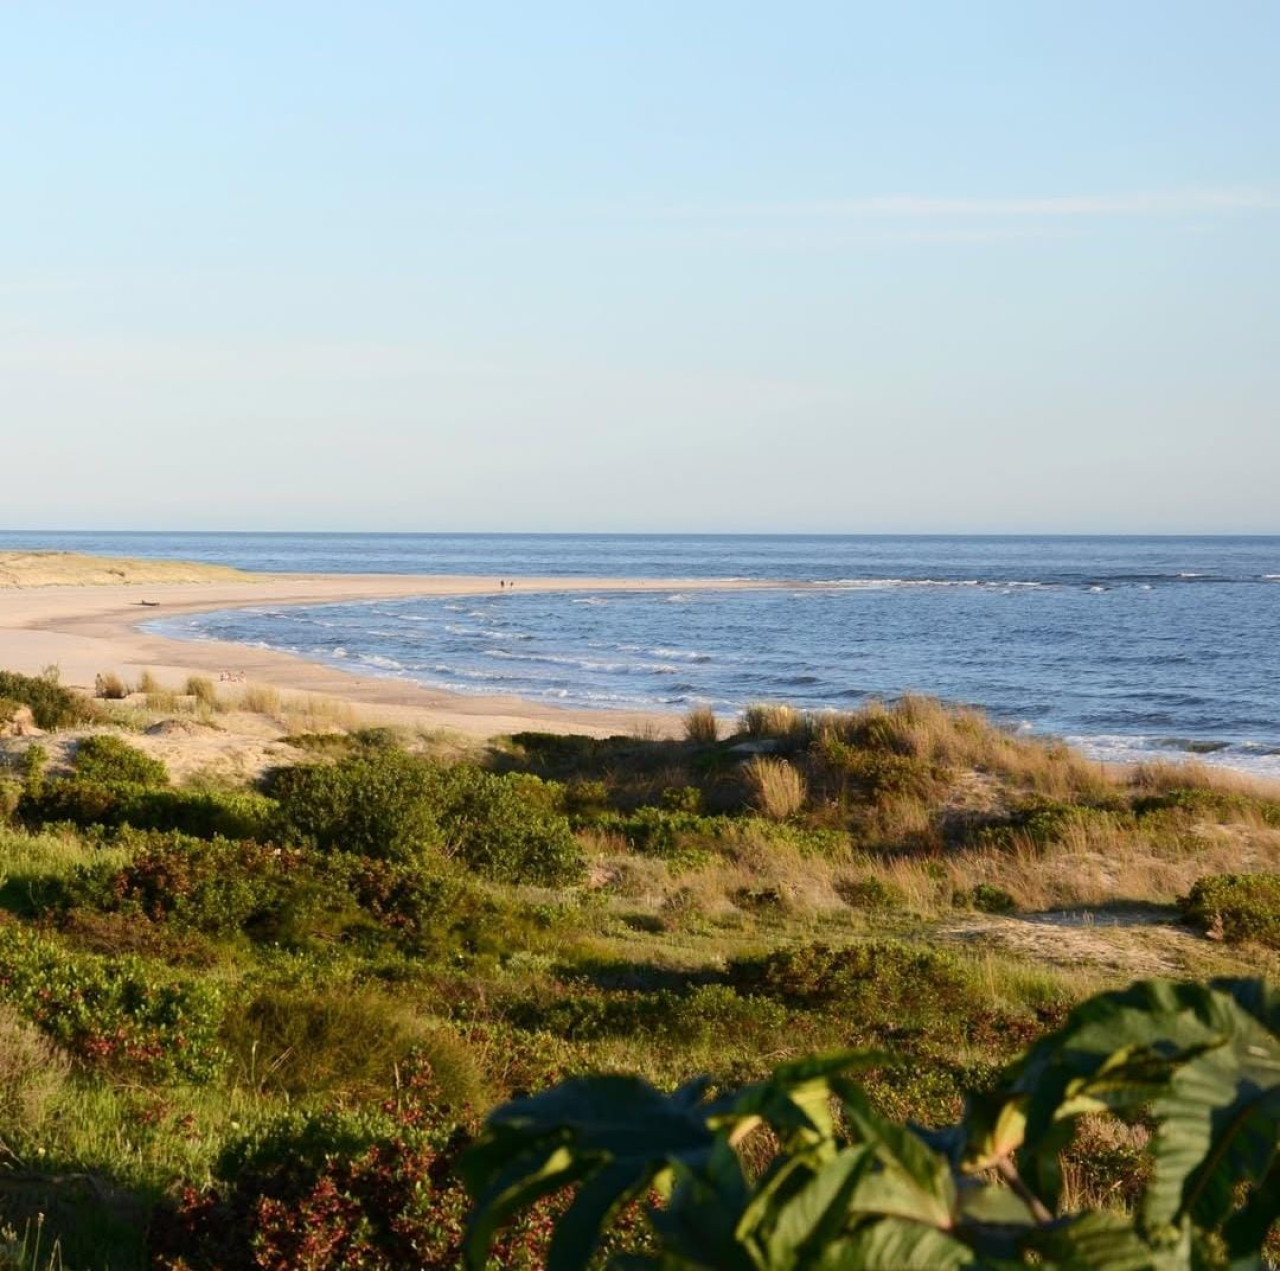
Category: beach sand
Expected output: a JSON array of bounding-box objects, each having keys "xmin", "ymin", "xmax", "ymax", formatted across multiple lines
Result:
[{"xmin": 0, "ymin": 554, "xmax": 774, "ymax": 743}]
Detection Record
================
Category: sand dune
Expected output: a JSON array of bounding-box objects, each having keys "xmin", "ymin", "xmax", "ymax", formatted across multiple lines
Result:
[{"xmin": 0, "ymin": 551, "xmax": 252, "ymax": 588}]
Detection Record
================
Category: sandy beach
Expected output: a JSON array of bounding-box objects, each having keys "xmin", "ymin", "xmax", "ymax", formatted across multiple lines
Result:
[{"xmin": 0, "ymin": 559, "xmax": 778, "ymax": 741}]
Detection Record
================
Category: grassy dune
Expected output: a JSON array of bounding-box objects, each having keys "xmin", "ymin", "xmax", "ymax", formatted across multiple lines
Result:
[
  {"xmin": 0, "ymin": 673, "xmax": 1275, "ymax": 1267},
  {"xmin": 0, "ymin": 551, "xmax": 252, "ymax": 588}
]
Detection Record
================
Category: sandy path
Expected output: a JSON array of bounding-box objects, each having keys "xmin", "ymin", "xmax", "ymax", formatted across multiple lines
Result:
[{"xmin": 0, "ymin": 573, "xmax": 780, "ymax": 740}]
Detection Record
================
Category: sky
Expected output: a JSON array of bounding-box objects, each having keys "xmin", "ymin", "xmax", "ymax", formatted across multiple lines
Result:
[{"xmin": 2, "ymin": 2, "xmax": 1278, "ymax": 533}]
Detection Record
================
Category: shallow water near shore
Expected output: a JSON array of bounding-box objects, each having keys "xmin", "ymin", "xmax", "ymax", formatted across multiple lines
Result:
[{"xmin": 3, "ymin": 532, "xmax": 1278, "ymax": 774}]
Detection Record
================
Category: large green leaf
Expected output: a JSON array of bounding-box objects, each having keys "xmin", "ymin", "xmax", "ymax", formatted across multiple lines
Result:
[
  {"xmin": 462, "ymin": 1075, "xmax": 718, "ymax": 1270},
  {"xmin": 815, "ymin": 1218, "xmax": 975, "ymax": 1269},
  {"xmin": 996, "ymin": 980, "xmax": 1264, "ymax": 1211},
  {"xmin": 1024, "ymin": 1211, "xmax": 1186, "ymax": 1271}
]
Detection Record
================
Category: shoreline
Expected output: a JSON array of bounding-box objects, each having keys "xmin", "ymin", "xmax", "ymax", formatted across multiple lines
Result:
[{"xmin": 0, "ymin": 572, "xmax": 790, "ymax": 740}]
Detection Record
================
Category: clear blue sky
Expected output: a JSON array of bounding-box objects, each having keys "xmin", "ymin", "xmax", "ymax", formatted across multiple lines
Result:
[{"xmin": 3, "ymin": 2, "xmax": 1277, "ymax": 532}]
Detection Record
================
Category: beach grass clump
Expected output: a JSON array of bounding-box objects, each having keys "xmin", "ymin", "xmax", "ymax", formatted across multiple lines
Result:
[
  {"xmin": 240, "ymin": 683, "xmax": 281, "ymax": 717},
  {"xmin": 1181, "ymin": 872, "xmax": 1280, "ymax": 948},
  {"xmin": 0, "ymin": 669, "xmax": 92, "ymax": 730},
  {"xmin": 683, "ymin": 705, "xmax": 719, "ymax": 743},
  {"xmin": 222, "ymin": 986, "xmax": 436, "ymax": 1097},
  {"xmin": 0, "ymin": 1004, "xmax": 71, "ymax": 1136},
  {"xmin": 94, "ymin": 671, "xmax": 130, "ymax": 700},
  {"xmin": 137, "ymin": 670, "xmax": 163, "ymax": 695},
  {"xmin": 184, "ymin": 675, "xmax": 219, "ymax": 709},
  {"xmin": 743, "ymin": 755, "xmax": 807, "ymax": 820},
  {"xmin": 741, "ymin": 702, "xmax": 803, "ymax": 739}
]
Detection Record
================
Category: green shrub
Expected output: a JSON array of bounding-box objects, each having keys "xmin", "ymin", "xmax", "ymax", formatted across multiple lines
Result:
[
  {"xmin": 1181, "ymin": 872, "xmax": 1280, "ymax": 948},
  {"xmin": 20, "ymin": 745, "xmax": 46, "ymax": 798},
  {"xmin": 20, "ymin": 778, "xmax": 277, "ymax": 840},
  {"xmin": 0, "ymin": 670, "xmax": 91, "ymax": 730},
  {"xmin": 438, "ymin": 767, "xmax": 582, "ymax": 885},
  {"xmin": 71, "ymin": 831, "xmax": 300, "ymax": 938},
  {"xmin": 72, "ymin": 734, "xmax": 169, "ymax": 787},
  {"xmin": 0, "ymin": 696, "xmax": 20, "ymax": 723},
  {"xmin": 0, "ymin": 925, "xmax": 224, "ymax": 1081},
  {"xmin": 727, "ymin": 940, "xmax": 973, "ymax": 1025},
  {"xmin": 660, "ymin": 785, "xmax": 703, "ymax": 814},
  {"xmin": 961, "ymin": 882, "xmax": 1019, "ymax": 914},
  {"xmin": 834, "ymin": 875, "xmax": 904, "ymax": 912},
  {"xmin": 267, "ymin": 749, "xmax": 446, "ymax": 861},
  {"xmin": 269, "ymin": 752, "xmax": 583, "ymax": 884}
]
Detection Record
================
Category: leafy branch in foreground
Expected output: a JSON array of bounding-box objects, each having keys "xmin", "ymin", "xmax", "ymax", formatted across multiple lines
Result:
[{"xmin": 462, "ymin": 977, "xmax": 1279, "ymax": 1270}]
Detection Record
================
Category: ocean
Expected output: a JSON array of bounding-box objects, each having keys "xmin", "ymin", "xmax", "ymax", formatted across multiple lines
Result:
[{"xmin": 3, "ymin": 532, "xmax": 1278, "ymax": 775}]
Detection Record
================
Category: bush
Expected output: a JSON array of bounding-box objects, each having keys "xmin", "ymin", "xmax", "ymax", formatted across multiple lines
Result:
[
  {"xmin": 0, "ymin": 669, "xmax": 91, "ymax": 730},
  {"xmin": 268, "ymin": 750, "xmax": 447, "ymax": 861},
  {"xmin": 71, "ymin": 831, "xmax": 302, "ymax": 938},
  {"xmin": 743, "ymin": 756, "xmax": 807, "ymax": 820},
  {"xmin": 727, "ymin": 940, "xmax": 973, "ymax": 1025},
  {"xmin": 1181, "ymin": 872, "xmax": 1280, "ymax": 948},
  {"xmin": 0, "ymin": 926, "xmax": 224, "ymax": 1081},
  {"xmin": 20, "ymin": 779, "xmax": 277, "ymax": 840},
  {"xmin": 683, "ymin": 705, "xmax": 719, "ymax": 743},
  {"xmin": 963, "ymin": 882, "xmax": 1019, "ymax": 914},
  {"xmin": 151, "ymin": 1106, "xmax": 565, "ymax": 1271},
  {"xmin": 72, "ymin": 734, "xmax": 169, "ymax": 787},
  {"xmin": 438, "ymin": 768, "xmax": 583, "ymax": 885},
  {"xmin": 834, "ymin": 874, "xmax": 904, "ymax": 912},
  {"xmin": 269, "ymin": 752, "xmax": 583, "ymax": 885}
]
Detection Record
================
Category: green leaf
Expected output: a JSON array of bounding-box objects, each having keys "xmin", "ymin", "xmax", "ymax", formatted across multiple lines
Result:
[
  {"xmin": 816, "ymin": 1218, "xmax": 975, "ymax": 1269},
  {"xmin": 1025, "ymin": 1211, "xmax": 1184, "ymax": 1271},
  {"xmin": 462, "ymin": 1075, "xmax": 718, "ymax": 1269},
  {"xmin": 838, "ymin": 1084, "xmax": 957, "ymax": 1228},
  {"xmin": 713, "ymin": 1051, "xmax": 891, "ymax": 1151}
]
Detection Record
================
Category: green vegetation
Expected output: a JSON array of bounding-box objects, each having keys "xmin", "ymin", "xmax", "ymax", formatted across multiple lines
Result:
[
  {"xmin": 0, "ymin": 685, "xmax": 1274, "ymax": 1268},
  {"xmin": 464, "ymin": 978, "xmax": 1279, "ymax": 1270},
  {"xmin": 1182, "ymin": 872, "xmax": 1280, "ymax": 948},
  {"xmin": 0, "ymin": 669, "xmax": 91, "ymax": 730}
]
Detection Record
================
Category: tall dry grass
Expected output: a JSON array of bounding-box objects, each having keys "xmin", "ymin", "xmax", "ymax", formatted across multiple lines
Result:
[
  {"xmin": 744, "ymin": 756, "xmax": 807, "ymax": 820},
  {"xmin": 185, "ymin": 676, "xmax": 220, "ymax": 709},
  {"xmin": 93, "ymin": 672, "xmax": 129, "ymax": 700},
  {"xmin": 741, "ymin": 703, "xmax": 803, "ymax": 739},
  {"xmin": 684, "ymin": 705, "xmax": 719, "ymax": 744}
]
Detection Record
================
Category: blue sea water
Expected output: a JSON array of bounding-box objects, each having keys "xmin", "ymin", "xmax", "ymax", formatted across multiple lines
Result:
[{"xmin": 3, "ymin": 532, "xmax": 1278, "ymax": 774}]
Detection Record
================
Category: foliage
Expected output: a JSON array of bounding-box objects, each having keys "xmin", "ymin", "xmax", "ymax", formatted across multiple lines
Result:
[
  {"xmin": 20, "ymin": 779, "xmax": 277, "ymax": 840},
  {"xmin": 70, "ymin": 830, "xmax": 301, "ymax": 938},
  {"xmin": 1181, "ymin": 873, "xmax": 1280, "ymax": 948},
  {"xmin": 0, "ymin": 925, "xmax": 224, "ymax": 1082},
  {"xmin": 268, "ymin": 751, "xmax": 583, "ymax": 884},
  {"xmin": 0, "ymin": 670, "xmax": 91, "ymax": 730},
  {"xmin": 463, "ymin": 977, "xmax": 1279, "ymax": 1270},
  {"xmin": 150, "ymin": 1106, "xmax": 564, "ymax": 1271},
  {"xmin": 71, "ymin": 735, "xmax": 169, "ymax": 788},
  {"xmin": 267, "ymin": 749, "xmax": 447, "ymax": 861}
]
